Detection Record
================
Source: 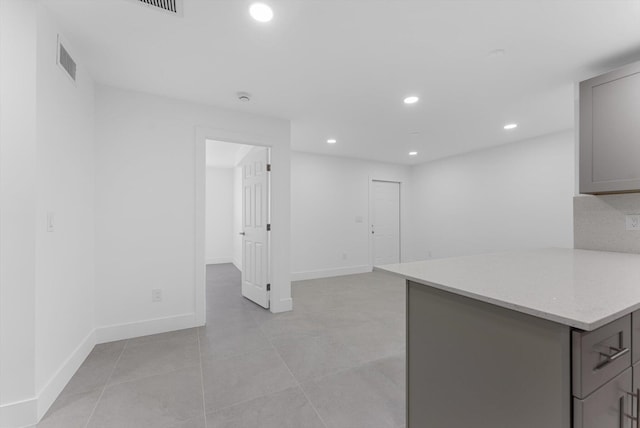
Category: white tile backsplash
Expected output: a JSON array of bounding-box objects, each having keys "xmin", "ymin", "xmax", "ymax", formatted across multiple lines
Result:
[{"xmin": 574, "ymin": 194, "xmax": 640, "ymax": 254}]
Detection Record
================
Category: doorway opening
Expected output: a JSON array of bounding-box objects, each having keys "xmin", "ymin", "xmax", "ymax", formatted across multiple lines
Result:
[
  {"xmin": 370, "ymin": 180, "xmax": 401, "ymax": 266},
  {"xmin": 205, "ymin": 140, "xmax": 271, "ymax": 309}
]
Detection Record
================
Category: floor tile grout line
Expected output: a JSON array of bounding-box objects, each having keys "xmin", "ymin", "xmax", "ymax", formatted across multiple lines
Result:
[
  {"xmin": 102, "ymin": 360, "xmax": 202, "ymax": 389},
  {"xmin": 197, "ymin": 337, "xmax": 301, "ymax": 418},
  {"xmin": 206, "ymin": 266, "xmax": 403, "ymax": 427},
  {"xmin": 92, "ymin": 328, "xmax": 201, "ymax": 390},
  {"xmin": 265, "ymin": 330, "xmax": 330, "ymax": 428},
  {"xmin": 223, "ymin": 283, "xmax": 331, "ymax": 428},
  {"xmin": 203, "ymin": 385, "xmax": 297, "ymax": 418},
  {"xmin": 196, "ymin": 328, "xmax": 208, "ymax": 428},
  {"xmin": 206, "ymin": 381, "xmax": 335, "ymax": 427},
  {"xmin": 83, "ymin": 339, "xmax": 128, "ymax": 428}
]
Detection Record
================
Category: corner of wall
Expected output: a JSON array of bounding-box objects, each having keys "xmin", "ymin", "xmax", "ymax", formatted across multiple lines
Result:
[
  {"xmin": 0, "ymin": 398, "xmax": 38, "ymax": 428},
  {"xmin": 0, "ymin": 330, "xmax": 96, "ymax": 428},
  {"xmin": 35, "ymin": 330, "xmax": 96, "ymax": 421}
]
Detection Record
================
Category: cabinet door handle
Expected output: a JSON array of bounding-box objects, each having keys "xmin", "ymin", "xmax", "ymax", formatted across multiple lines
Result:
[
  {"xmin": 637, "ymin": 388, "xmax": 639, "ymax": 428},
  {"xmin": 624, "ymin": 389, "xmax": 640, "ymax": 428},
  {"xmin": 595, "ymin": 347, "xmax": 630, "ymax": 370}
]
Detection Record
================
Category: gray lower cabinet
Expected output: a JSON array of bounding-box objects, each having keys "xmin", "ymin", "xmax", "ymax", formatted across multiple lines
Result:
[
  {"xmin": 407, "ymin": 281, "xmax": 571, "ymax": 428},
  {"xmin": 572, "ymin": 315, "xmax": 631, "ymax": 399},
  {"xmin": 407, "ymin": 280, "xmax": 640, "ymax": 428},
  {"xmin": 580, "ymin": 61, "xmax": 640, "ymax": 194},
  {"xmin": 573, "ymin": 368, "xmax": 633, "ymax": 428}
]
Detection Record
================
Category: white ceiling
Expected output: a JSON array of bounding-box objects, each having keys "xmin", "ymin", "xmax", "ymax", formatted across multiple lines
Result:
[
  {"xmin": 45, "ymin": 0, "xmax": 640, "ymax": 165},
  {"xmin": 206, "ymin": 140, "xmax": 253, "ymax": 168}
]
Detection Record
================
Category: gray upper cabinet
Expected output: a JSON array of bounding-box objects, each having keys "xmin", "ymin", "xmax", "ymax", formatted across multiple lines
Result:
[{"xmin": 580, "ymin": 61, "xmax": 640, "ymax": 194}]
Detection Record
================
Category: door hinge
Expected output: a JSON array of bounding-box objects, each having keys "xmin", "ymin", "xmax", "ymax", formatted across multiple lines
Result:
[
  {"xmin": 267, "ymin": 224, "xmax": 271, "ymax": 231},
  {"xmin": 266, "ymin": 283, "xmax": 271, "ymax": 291},
  {"xmin": 267, "ymin": 164, "xmax": 271, "ymax": 172}
]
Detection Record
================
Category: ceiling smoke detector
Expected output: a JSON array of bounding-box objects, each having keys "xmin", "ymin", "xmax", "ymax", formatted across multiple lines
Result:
[
  {"xmin": 488, "ymin": 49, "xmax": 506, "ymax": 58},
  {"xmin": 237, "ymin": 92, "xmax": 251, "ymax": 102}
]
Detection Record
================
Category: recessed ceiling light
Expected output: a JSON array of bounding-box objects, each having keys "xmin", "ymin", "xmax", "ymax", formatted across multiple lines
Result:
[
  {"xmin": 249, "ymin": 2, "xmax": 273, "ymax": 22},
  {"xmin": 503, "ymin": 123, "xmax": 518, "ymax": 130},
  {"xmin": 409, "ymin": 151, "xmax": 418, "ymax": 156},
  {"xmin": 404, "ymin": 96, "xmax": 419, "ymax": 105},
  {"xmin": 327, "ymin": 138, "xmax": 337, "ymax": 144}
]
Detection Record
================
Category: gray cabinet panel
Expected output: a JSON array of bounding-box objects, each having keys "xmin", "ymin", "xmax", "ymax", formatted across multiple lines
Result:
[
  {"xmin": 580, "ymin": 61, "xmax": 640, "ymax": 194},
  {"xmin": 574, "ymin": 368, "xmax": 633, "ymax": 428},
  {"xmin": 407, "ymin": 281, "xmax": 571, "ymax": 428}
]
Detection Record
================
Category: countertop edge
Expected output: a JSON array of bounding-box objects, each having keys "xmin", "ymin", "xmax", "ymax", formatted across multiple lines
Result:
[{"xmin": 374, "ymin": 265, "xmax": 640, "ymax": 331}]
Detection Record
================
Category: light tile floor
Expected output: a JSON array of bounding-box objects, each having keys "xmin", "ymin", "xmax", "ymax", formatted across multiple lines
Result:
[{"xmin": 36, "ymin": 264, "xmax": 406, "ymax": 428}]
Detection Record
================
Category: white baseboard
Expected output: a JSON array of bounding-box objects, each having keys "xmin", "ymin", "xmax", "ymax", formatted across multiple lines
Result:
[
  {"xmin": 232, "ymin": 258, "xmax": 242, "ymax": 271},
  {"xmin": 271, "ymin": 297, "xmax": 293, "ymax": 313},
  {"xmin": 0, "ymin": 314, "xmax": 206, "ymax": 428},
  {"xmin": 206, "ymin": 257, "xmax": 233, "ymax": 265},
  {"xmin": 0, "ymin": 396, "xmax": 37, "ymax": 428},
  {"xmin": 95, "ymin": 312, "xmax": 203, "ymax": 344},
  {"xmin": 36, "ymin": 330, "xmax": 96, "ymax": 420},
  {"xmin": 0, "ymin": 330, "xmax": 95, "ymax": 428},
  {"xmin": 291, "ymin": 265, "xmax": 372, "ymax": 281}
]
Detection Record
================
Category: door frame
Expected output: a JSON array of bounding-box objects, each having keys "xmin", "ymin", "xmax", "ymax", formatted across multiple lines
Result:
[
  {"xmin": 368, "ymin": 178, "xmax": 402, "ymax": 268},
  {"xmin": 195, "ymin": 127, "xmax": 275, "ymax": 324}
]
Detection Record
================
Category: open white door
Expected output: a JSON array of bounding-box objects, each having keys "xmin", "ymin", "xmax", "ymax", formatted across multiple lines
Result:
[
  {"xmin": 371, "ymin": 180, "xmax": 400, "ymax": 266},
  {"xmin": 240, "ymin": 147, "xmax": 270, "ymax": 308}
]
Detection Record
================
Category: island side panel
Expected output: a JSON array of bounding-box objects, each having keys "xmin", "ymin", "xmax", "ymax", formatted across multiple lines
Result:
[{"xmin": 407, "ymin": 280, "xmax": 571, "ymax": 428}]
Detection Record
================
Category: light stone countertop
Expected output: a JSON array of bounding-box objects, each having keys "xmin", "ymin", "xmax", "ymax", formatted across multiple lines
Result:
[{"xmin": 377, "ymin": 248, "xmax": 640, "ymax": 331}]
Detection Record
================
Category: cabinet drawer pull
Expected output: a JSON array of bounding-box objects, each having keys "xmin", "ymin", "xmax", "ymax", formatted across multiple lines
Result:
[
  {"xmin": 595, "ymin": 347, "xmax": 630, "ymax": 370},
  {"xmin": 624, "ymin": 389, "xmax": 640, "ymax": 427}
]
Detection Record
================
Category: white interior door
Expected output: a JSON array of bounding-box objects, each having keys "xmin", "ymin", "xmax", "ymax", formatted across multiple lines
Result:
[
  {"xmin": 371, "ymin": 180, "xmax": 400, "ymax": 266},
  {"xmin": 240, "ymin": 147, "xmax": 270, "ymax": 308}
]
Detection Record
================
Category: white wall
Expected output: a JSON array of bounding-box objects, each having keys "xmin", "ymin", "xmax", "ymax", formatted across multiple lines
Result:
[
  {"xmin": 34, "ymin": 4, "xmax": 96, "ymax": 417},
  {"xmin": 291, "ymin": 152, "xmax": 411, "ymax": 280},
  {"xmin": 0, "ymin": 1, "xmax": 38, "ymax": 424},
  {"xmin": 1, "ymin": 2, "xmax": 96, "ymax": 426},
  {"xmin": 206, "ymin": 167, "xmax": 234, "ymax": 264},
  {"xmin": 94, "ymin": 85, "xmax": 292, "ymax": 339},
  {"xmin": 407, "ymin": 130, "xmax": 575, "ymax": 260}
]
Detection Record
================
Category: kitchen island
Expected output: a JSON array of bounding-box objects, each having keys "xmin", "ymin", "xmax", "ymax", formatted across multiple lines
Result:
[{"xmin": 378, "ymin": 248, "xmax": 640, "ymax": 428}]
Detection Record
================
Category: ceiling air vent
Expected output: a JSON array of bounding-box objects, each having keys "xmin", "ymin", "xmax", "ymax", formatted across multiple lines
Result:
[
  {"xmin": 57, "ymin": 36, "xmax": 77, "ymax": 83},
  {"xmin": 137, "ymin": 0, "xmax": 183, "ymax": 15}
]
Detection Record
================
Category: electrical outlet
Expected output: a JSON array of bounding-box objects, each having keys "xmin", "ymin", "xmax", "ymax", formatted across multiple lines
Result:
[
  {"xmin": 152, "ymin": 289, "xmax": 162, "ymax": 303},
  {"xmin": 627, "ymin": 214, "xmax": 640, "ymax": 231},
  {"xmin": 342, "ymin": 253, "xmax": 348, "ymax": 260}
]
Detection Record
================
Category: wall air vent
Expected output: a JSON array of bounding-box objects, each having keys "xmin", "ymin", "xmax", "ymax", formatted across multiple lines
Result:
[
  {"xmin": 137, "ymin": 0, "xmax": 183, "ymax": 16},
  {"xmin": 57, "ymin": 35, "xmax": 77, "ymax": 83}
]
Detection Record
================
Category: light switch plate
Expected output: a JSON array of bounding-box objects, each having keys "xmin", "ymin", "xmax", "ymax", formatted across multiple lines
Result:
[{"xmin": 626, "ymin": 214, "xmax": 640, "ymax": 231}]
